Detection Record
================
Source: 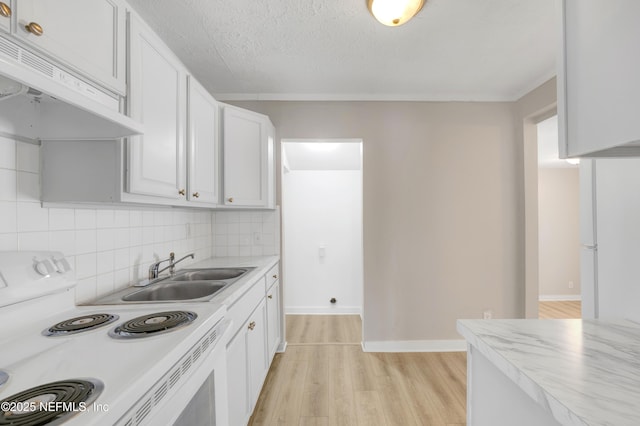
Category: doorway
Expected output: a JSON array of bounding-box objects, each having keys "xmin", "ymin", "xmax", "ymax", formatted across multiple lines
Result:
[
  {"xmin": 536, "ymin": 115, "xmax": 581, "ymax": 319},
  {"xmin": 280, "ymin": 140, "xmax": 364, "ymax": 318}
]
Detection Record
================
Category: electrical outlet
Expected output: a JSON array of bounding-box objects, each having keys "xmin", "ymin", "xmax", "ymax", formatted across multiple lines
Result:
[
  {"xmin": 568, "ymin": 281, "xmax": 574, "ymax": 289},
  {"xmin": 185, "ymin": 223, "xmax": 191, "ymax": 238},
  {"xmin": 483, "ymin": 310, "xmax": 493, "ymax": 319}
]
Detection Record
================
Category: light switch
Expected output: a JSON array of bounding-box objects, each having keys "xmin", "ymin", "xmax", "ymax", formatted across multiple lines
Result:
[{"xmin": 319, "ymin": 246, "xmax": 326, "ymax": 258}]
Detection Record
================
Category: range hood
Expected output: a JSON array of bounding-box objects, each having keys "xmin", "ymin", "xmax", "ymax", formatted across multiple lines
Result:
[{"xmin": 0, "ymin": 36, "xmax": 142, "ymax": 140}]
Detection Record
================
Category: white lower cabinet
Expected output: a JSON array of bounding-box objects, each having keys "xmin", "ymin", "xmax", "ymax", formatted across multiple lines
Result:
[
  {"xmin": 247, "ymin": 299, "xmax": 269, "ymax": 407},
  {"xmin": 266, "ymin": 280, "xmax": 281, "ymax": 361},
  {"xmin": 226, "ymin": 322, "xmax": 249, "ymax": 426},
  {"xmin": 227, "ymin": 301, "xmax": 268, "ymax": 426},
  {"xmin": 226, "ymin": 263, "xmax": 281, "ymax": 426}
]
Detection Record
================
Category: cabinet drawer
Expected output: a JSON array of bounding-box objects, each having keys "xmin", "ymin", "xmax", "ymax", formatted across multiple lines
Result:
[
  {"xmin": 227, "ymin": 276, "xmax": 266, "ymax": 337},
  {"xmin": 265, "ymin": 263, "xmax": 279, "ymax": 289}
]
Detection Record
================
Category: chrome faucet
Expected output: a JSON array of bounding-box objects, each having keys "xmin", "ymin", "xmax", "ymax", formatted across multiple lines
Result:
[
  {"xmin": 169, "ymin": 252, "xmax": 195, "ymax": 275},
  {"xmin": 148, "ymin": 252, "xmax": 195, "ymax": 280}
]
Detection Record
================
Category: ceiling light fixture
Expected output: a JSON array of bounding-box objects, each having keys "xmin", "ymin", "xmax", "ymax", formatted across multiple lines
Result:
[{"xmin": 367, "ymin": 0, "xmax": 425, "ymax": 26}]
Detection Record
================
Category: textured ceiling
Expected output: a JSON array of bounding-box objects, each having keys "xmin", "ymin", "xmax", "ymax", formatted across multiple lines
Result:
[{"xmin": 127, "ymin": 0, "xmax": 557, "ymax": 101}]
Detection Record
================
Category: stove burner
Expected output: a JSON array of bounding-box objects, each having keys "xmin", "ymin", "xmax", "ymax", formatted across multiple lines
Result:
[
  {"xmin": 0, "ymin": 378, "xmax": 102, "ymax": 426},
  {"xmin": 109, "ymin": 311, "xmax": 197, "ymax": 339},
  {"xmin": 0, "ymin": 371, "xmax": 8, "ymax": 388},
  {"xmin": 43, "ymin": 314, "xmax": 119, "ymax": 337}
]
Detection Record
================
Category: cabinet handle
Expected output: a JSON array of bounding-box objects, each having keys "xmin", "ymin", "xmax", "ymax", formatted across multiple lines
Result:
[
  {"xmin": 0, "ymin": 2, "xmax": 11, "ymax": 18},
  {"xmin": 25, "ymin": 22, "xmax": 44, "ymax": 36},
  {"xmin": 178, "ymin": 189, "xmax": 186, "ymax": 196},
  {"xmin": 227, "ymin": 197, "xmax": 234, "ymax": 203},
  {"xmin": 268, "ymin": 294, "xmax": 273, "ymax": 299},
  {"xmin": 193, "ymin": 192, "xmax": 199, "ymax": 198},
  {"xmin": 248, "ymin": 321, "xmax": 256, "ymax": 331},
  {"xmin": 272, "ymin": 274, "xmax": 278, "ymax": 279}
]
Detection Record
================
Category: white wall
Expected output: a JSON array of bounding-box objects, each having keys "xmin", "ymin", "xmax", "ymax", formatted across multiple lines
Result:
[
  {"xmin": 0, "ymin": 135, "xmax": 279, "ymax": 304},
  {"xmin": 283, "ymin": 169, "xmax": 362, "ymax": 314},
  {"xmin": 537, "ymin": 168, "xmax": 580, "ymax": 299}
]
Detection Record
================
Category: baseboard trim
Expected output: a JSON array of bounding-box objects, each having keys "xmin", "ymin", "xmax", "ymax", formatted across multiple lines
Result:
[
  {"xmin": 539, "ymin": 295, "xmax": 582, "ymax": 301},
  {"xmin": 277, "ymin": 341, "xmax": 287, "ymax": 353},
  {"xmin": 285, "ymin": 306, "xmax": 362, "ymax": 315},
  {"xmin": 361, "ymin": 339, "xmax": 466, "ymax": 353}
]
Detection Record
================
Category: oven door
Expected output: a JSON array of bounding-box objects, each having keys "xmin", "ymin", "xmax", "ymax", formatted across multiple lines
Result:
[{"xmin": 142, "ymin": 322, "xmax": 231, "ymax": 426}]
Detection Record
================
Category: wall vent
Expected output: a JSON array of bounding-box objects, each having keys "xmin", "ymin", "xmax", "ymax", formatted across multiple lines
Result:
[
  {"xmin": 20, "ymin": 49, "xmax": 54, "ymax": 78},
  {"xmin": 115, "ymin": 319, "xmax": 226, "ymax": 426},
  {"xmin": 0, "ymin": 38, "xmax": 19, "ymax": 61}
]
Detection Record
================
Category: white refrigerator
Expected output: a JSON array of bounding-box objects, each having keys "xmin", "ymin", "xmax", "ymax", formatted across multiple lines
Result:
[{"xmin": 580, "ymin": 158, "xmax": 640, "ymax": 323}]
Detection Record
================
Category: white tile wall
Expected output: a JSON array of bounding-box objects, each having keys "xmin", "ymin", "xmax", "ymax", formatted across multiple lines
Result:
[
  {"xmin": 212, "ymin": 208, "xmax": 280, "ymax": 257},
  {"xmin": 0, "ymin": 136, "xmax": 280, "ymax": 304}
]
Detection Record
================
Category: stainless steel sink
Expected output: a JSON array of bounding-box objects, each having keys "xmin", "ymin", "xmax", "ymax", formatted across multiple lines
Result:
[
  {"xmin": 122, "ymin": 281, "xmax": 228, "ymax": 302},
  {"xmin": 171, "ymin": 268, "xmax": 249, "ymax": 282},
  {"xmin": 87, "ymin": 266, "xmax": 255, "ymax": 304}
]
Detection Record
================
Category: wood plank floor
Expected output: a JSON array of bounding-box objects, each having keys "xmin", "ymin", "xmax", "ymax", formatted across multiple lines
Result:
[
  {"xmin": 286, "ymin": 315, "xmax": 362, "ymax": 345},
  {"xmin": 250, "ymin": 315, "xmax": 467, "ymax": 426},
  {"xmin": 538, "ymin": 301, "xmax": 581, "ymax": 319}
]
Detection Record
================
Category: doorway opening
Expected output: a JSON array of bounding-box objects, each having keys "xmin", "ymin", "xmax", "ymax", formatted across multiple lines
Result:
[
  {"xmin": 280, "ymin": 139, "xmax": 364, "ymax": 327},
  {"xmin": 536, "ymin": 115, "xmax": 581, "ymax": 319}
]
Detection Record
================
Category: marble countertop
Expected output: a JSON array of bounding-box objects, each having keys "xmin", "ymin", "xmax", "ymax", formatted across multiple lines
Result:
[{"xmin": 457, "ymin": 319, "xmax": 640, "ymax": 426}]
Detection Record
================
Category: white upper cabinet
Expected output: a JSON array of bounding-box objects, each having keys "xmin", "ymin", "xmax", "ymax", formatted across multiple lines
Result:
[
  {"xmin": 222, "ymin": 104, "xmax": 272, "ymax": 207},
  {"xmin": 12, "ymin": 0, "xmax": 126, "ymax": 95},
  {"xmin": 0, "ymin": 2, "xmax": 10, "ymax": 33},
  {"xmin": 559, "ymin": 0, "xmax": 640, "ymax": 158},
  {"xmin": 127, "ymin": 12, "xmax": 186, "ymax": 200},
  {"xmin": 187, "ymin": 76, "xmax": 219, "ymax": 205}
]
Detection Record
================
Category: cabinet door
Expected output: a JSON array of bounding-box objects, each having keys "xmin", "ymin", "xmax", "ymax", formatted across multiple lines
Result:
[
  {"xmin": 14, "ymin": 0, "xmax": 126, "ymax": 94},
  {"xmin": 226, "ymin": 329, "xmax": 249, "ymax": 426},
  {"xmin": 0, "ymin": 1, "xmax": 10, "ymax": 33},
  {"xmin": 127, "ymin": 13, "xmax": 186, "ymax": 200},
  {"xmin": 187, "ymin": 76, "xmax": 218, "ymax": 205},
  {"xmin": 266, "ymin": 281, "xmax": 281, "ymax": 360},
  {"xmin": 559, "ymin": 0, "xmax": 640, "ymax": 157},
  {"xmin": 247, "ymin": 299, "xmax": 269, "ymax": 409},
  {"xmin": 222, "ymin": 105, "xmax": 269, "ymax": 207}
]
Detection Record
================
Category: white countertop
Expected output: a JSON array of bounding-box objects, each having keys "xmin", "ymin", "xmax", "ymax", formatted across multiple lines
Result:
[{"xmin": 457, "ymin": 319, "xmax": 640, "ymax": 426}]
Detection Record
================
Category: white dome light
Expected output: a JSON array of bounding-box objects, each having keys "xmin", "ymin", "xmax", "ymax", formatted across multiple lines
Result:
[{"xmin": 367, "ymin": 0, "xmax": 426, "ymax": 27}]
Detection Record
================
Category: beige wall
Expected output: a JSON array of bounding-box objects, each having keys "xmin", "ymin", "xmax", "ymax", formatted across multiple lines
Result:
[
  {"xmin": 230, "ymin": 100, "xmax": 525, "ymax": 342},
  {"xmin": 514, "ymin": 78, "xmax": 558, "ymax": 317},
  {"xmin": 538, "ymin": 168, "xmax": 580, "ymax": 297}
]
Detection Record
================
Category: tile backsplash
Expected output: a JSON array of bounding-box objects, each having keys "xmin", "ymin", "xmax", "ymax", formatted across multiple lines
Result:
[{"xmin": 0, "ymin": 136, "xmax": 280, "ymax": 303}]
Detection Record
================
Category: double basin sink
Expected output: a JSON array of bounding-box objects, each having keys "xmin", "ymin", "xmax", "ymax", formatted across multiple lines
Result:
[{"xmin": 93, "ymin": 268, "xmax": 253, "ymax": 304}]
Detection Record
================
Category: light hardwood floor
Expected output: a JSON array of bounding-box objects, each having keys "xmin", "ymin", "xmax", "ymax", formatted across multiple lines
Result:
[
  {"xmin": 286, "ymin": 315, "xmax": 362, "ymax": 345},
  {"xmin": 251, "ymin": 305, "xmax": 581, "ymax": 425},
  {"xmin": 250, "ymin": 315, "xmax": 467, "ymax": 426},
  {"xmin": 538, "ymin": 301, "xmax": 581, "ymax": 319}
]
